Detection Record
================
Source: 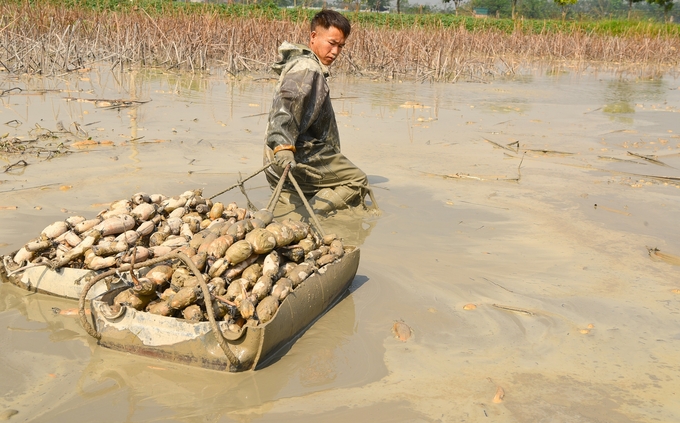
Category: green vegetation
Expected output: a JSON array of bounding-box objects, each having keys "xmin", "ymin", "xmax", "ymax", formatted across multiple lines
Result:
[
  {"xmin": 467, "ymin": 0, "xmax": 678, "ymax": 21},
  {"xmin": 8, "ymin": 0, "xmax": 680, "ymax": 37},
  {"xmin": 2, "ymin": 0, "xmax": 678, "ymax": 77}
]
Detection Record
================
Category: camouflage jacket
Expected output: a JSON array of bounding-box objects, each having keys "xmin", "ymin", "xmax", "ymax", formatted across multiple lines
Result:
[{"xmin": 264, "ymin": 42, "xmax": 341, "ymax": 164}]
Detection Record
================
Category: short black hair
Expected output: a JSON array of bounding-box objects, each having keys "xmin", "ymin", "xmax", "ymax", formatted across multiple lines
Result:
[{"xmin": 311, "ymin": 10, "xmax": 351, "ymax": 38}]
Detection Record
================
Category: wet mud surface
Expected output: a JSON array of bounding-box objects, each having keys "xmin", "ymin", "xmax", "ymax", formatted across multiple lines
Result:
[{"xmin": 1, "ymin": 67, "xmax": 679, "ymax": 422}]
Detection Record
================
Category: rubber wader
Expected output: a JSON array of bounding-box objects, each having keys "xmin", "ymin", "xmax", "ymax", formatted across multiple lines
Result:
[{"xmin": 310, "ymin": 185, "xmax": 358, "ymax": 215}]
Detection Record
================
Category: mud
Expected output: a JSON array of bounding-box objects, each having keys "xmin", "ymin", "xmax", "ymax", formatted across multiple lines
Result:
[{"xmin": 1, "ymin": 67, "xmax": 680, "ymax": 422}]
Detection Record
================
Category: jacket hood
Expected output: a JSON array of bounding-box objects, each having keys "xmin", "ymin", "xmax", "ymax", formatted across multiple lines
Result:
[{"xmin": 272, "ymin": 41, "xmax": 329, "ymax": 77}]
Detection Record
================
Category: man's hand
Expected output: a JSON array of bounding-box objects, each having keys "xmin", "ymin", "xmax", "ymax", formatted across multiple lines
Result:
[
  {"xmin": 272, "ymin": 150, "xmax": 322, "ymax": 179},
  {"xmin": 274, "ymin": 150, "xmax": 296, "ymax": 169}
]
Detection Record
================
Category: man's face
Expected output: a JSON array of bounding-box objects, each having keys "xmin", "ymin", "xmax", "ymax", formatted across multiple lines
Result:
[{"xmin": 309, "ymin": 25, "xmax": 346, "ymax": 66}]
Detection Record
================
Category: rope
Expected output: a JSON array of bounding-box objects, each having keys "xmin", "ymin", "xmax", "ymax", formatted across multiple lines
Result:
[
  {"xmin": 175, "ymin": 251, "xmax": 241, "ymax": 370},
  {"xmin": 77, "ymin": 251, "xmax": 241, "ymax": 370},
  {"xmin": 287, "ymin": 171, "xmax": 327, "ymax": 239},
  {"xmin": 209, "ymin": 164, "xmax": 270, "ymax": 200},
  {"xmin": 78, "ymin": 255, "xmax": 176, "ymax": 340},
  {"xmin": 238, "ymin": 173, "xmax": 258, "ymax": 212},
  {"xmin": 348, "ymin": 181, "xmax": 380, "ymax": 211},
  {"xmin": 266, "ymin": 164, "xmax": 291, "ymax": 212}
]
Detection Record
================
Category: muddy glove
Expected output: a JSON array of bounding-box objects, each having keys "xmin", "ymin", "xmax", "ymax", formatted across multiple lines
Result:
[
  {"xmin": 274, "ymin": 150, "xmax": 296, "ymax": 169},
  {"xmin": 273, "ymin": 150, "xmax": 322, "ymax": 180}
]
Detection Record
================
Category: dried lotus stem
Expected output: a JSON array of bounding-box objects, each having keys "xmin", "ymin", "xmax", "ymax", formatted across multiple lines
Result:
[
  {"xmin": 215, "ymin": 294, "xmax": 236, "ymax": 307},
  {"xmin": 129, "ymin": 246, "xmax": 141, "ymax": 289}
]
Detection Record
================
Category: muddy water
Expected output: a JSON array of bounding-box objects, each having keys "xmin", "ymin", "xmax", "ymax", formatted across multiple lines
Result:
[{"xmin": 1, "ymin": 66, "xmax": 680, "ymax": 422}]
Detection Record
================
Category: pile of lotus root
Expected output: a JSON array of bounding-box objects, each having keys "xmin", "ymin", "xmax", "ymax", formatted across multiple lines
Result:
[{"xmin": 3, "ymin": 190, "xmax": 346, "ymax": 326}]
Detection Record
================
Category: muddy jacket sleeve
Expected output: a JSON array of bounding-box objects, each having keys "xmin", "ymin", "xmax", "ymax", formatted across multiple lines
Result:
[{"xmin": 265, "ymin": 61, "xmax": 329, "ymax": 154}]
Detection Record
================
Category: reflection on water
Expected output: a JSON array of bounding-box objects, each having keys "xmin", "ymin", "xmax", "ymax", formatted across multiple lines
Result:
[
  {"xmin": 603, "ymin": 77, "xmax": 669, "ymax": 122},
  {"xmin": 0, "ymin": 277, "xmax": 383, "ymax": 422},
  {"xmin": 603, "ymin": 101, "xmax": 636, "ymax": 114},
  {"xmin": 1, "ymin": 65, "xmax": 680, "ymax": 421}
]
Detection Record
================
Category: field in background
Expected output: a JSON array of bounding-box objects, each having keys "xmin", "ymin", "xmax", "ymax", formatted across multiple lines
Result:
[{"xmin": 1, "ymin": 0, "xmax": 679, "ymax": 80}]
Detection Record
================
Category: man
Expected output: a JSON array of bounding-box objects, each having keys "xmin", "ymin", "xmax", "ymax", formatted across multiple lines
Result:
[{"xmin": 263, "ymin": 10, "xmax": 372, "ymax": 215}]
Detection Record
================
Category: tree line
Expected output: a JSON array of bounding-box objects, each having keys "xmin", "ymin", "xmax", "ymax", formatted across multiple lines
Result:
[
  {"xmin": 446, "ymin": 0, "xmax": 677, "ymax": 21},
  {"xmin": 284, "ymin": 0, "xmax": 679, "ymax": 21}
]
